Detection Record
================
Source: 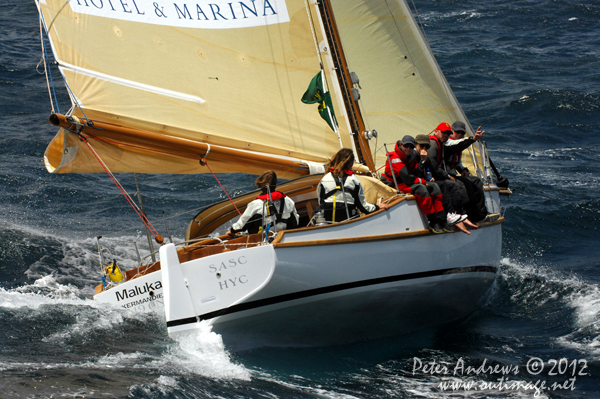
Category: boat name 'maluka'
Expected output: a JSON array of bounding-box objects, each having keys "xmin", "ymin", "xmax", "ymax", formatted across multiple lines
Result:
[{"xmin": 115, "ymin": 280, "xmax": 162, "ymax": 301}]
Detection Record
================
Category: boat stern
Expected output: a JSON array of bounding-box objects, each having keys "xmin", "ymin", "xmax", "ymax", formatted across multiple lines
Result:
[{"xmin": 159, "ymin": 242, "xmax": 276, "ymax": 338}]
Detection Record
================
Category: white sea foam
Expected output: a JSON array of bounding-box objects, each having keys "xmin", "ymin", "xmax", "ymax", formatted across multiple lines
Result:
[
  {"xmin": 1, "ymin": 223, "xmax": 248, "ymax": 381},
  {"xmin": 153, "ymin": 322, "xmax": 251, "ymax": 380},
  {"xmin": 417, "ymin": 9, "xmax": 482, "ymax": 22},
  {"xmin": 256, "ymin": 371, "xmax": 362, "ymax": 399},
  {"xmin": 2, "ymin": 320, "xmax": 249, "ymax": 381},
  {"xmin": 42, "ymin": 309, "xmax": 129, "ymax": 345},
  {"xmin": 0, "ymin": 275, "xmax": 83, "ymax": 309},
  {"xmin": 129, "ymin": 375, "xmax": 180, "ymax": 397},
  {"xmin": 500, "ymin": 258, "xmax": 600, "ymax": 358},
  {"xmin": 557, "ymin": 285, "xmax": 600, "ymax": 358}
]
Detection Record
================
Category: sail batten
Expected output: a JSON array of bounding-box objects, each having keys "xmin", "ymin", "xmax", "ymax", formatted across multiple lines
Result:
[{"xmin": 58, "ymin": 61, "xmax": 207, "ymax": 104}]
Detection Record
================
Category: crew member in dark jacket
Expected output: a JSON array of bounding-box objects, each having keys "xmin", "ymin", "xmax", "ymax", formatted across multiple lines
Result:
[
  {"xmin": 428, "ymin": 123, "xmax": 478, "ymax": 234},
  {"xmin": 445, "ymin": 121, "xmax": 488, "ymax": 222},
  {"xmin": 382, "ymin": 135, "xmax": 448, "ymax": 234}
]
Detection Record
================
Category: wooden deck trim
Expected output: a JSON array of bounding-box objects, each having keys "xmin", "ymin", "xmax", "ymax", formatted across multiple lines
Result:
[{"xmin": 274, "ymin": 217, "xmax": 504, "ymax": 248}]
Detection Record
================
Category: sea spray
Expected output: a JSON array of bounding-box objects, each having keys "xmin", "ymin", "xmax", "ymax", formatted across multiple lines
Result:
[{"xmin": 156, "ymin": 321, "xmax": 251, "ymax": 380}]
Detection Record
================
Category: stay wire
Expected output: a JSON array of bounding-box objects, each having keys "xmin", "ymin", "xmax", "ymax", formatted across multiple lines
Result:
[
  {"xmin": 79, "ymin": 134, "xmax": 162, "ymax": 241},
  {"xmin": 37, "ymin": 10, "xmax": 60, "ymax": 114},
  {"xmin": 204, "ymin": 162, "xmax": 242, "ymax": 216}
]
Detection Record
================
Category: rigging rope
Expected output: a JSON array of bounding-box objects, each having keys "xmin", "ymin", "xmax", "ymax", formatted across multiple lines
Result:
[
  {"xmin": 304, "ymin": 0, "xmax": 324, "ymax": 70},
  {"xmin": 79, "ymin": 134, "xmax": 164, "ymax": 244},
  {"xmin": 38, "ymin": 1, "xmax": 90, "ymax": 122},
  {"xmin": 203, "ymin": 161, "xmax": 242, "ymax": 216},
  {"xmin": 37, "ymin": 10, "xmax": 60, "ymax": 114}
]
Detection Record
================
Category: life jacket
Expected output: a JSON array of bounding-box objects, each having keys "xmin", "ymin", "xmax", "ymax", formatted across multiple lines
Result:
[
  {"xmin": 244, "ymin": 191, "xmax": 297, "ymax": 233},
  {"xmin": 429, "ymin": 134, "xmax": 445, "ymax": 165},
  {"xmin": 319, "ymin": 169, "xmax": 359, "ymax": 203},
  {"xmin": 447, "ymin": 151, "xmax": 462, "ymax": 171},
  {"xmin": 318, "ymin": 169, "xmax": 360, "ymax": 222},
  {"xmin": 255, "ymin": 191, "xmax": 286, "ymax": 224},
  {"xmin": 382, "ymin": 142, "xmax": 417, "ymax": 191},
  {"xmin": 102, "ymin": 262, "xmax": 124, "ymax": 287}
]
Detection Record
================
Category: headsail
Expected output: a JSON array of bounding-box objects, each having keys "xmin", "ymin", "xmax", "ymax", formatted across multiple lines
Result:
[{"xmin": 329, "ymin": 0, "xmax": 483, "ymax": 173}]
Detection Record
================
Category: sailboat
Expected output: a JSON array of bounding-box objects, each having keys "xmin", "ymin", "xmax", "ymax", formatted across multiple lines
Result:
[{"xmin": 35, "ymin": 0, "xmax": 507, "ymax": 350}]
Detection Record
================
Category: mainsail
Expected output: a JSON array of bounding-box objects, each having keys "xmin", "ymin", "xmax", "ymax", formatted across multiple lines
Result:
[
  {"xmin": 37, "ymin": 0, "xmax": 483, "ymax": 178},
  {"xmin": 37, "ymin": 0, "xmax": 355, "ymax": 177}
]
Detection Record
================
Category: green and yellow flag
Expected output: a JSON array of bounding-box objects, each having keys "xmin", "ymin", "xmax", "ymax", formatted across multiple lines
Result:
[{"xmin": 301, "ymin": 71, "xmax": 338, "ymax": 132}]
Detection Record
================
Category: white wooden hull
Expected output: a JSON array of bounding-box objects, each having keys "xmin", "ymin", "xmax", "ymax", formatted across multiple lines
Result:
[
  {"xmin": 93, "ymin": 269, "xmax": 164, "ymax": 312},
  {"xmin": 161, "ymin": 193, "xmax": 502, "ymax": 351}
]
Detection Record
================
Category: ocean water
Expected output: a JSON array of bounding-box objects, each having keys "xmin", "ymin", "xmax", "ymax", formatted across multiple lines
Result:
[{"xmin": 1, "ymin": 0, "xmax": 600, "ymax": 398}]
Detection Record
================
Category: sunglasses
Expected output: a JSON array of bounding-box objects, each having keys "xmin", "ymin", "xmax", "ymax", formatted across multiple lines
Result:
[
  {"xmin": 419, "ymin": 144, "xmax": 430, "ymax": 150},
  {"xmin": 404, "ymin": 144, "xmax": 415, "ymax": 149},
  {"xmin": 441, "ymin": 130, "xmax": 452, "ymax": 135}
]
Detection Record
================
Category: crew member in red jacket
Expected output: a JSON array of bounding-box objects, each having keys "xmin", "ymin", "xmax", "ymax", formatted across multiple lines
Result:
[{"xmin": 382, "ymin": 135, "xmax": 448, "ymax": 234}]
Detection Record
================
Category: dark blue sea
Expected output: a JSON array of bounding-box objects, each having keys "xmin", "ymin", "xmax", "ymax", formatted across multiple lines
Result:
[{"xmin": 2, "ymin": 0, "xmax": 600, "ymax": 397}]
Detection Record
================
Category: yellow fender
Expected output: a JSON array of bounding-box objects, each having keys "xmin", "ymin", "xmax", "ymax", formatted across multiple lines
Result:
[{"xmin": 103, "ymin": 263, "xmax": 124, "ymax": 283}]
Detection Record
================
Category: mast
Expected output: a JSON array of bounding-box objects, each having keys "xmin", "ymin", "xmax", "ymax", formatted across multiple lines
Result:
[{"xmin": 316, "ymin": 0, "xmax": 375, "ymax": 171}]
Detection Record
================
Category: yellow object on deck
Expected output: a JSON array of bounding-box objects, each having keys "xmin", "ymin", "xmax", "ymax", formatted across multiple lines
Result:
[{"xmin": 103, "ymin": 263, "xmax": 124, "ymax": 283}]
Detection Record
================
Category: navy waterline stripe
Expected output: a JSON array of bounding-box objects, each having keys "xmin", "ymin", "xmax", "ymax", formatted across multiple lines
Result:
[{"xmin": 166, "ymin": 265, "xmax": 497, "ymax": 328}]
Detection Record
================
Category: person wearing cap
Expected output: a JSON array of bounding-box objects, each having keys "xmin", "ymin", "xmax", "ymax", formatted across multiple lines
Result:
[
  {"xmin": 381, "ymin": 135, "xmax": 447, "ymax": 234},
  {"xmin": 427, "ymin": 122, "xmax": 454, "ymax": 181},
  {"xmin": 414, "ymin": 134, "xmax": 435, "ymax": 179},
  {"xmin": 427, "ymin": 123, "xmax": 478, "ymax": 234},
  {"xmin": 445, "ymin": 121, "xmax": 488, "ymax": 222},
  {"xmin": 445, "ymin": 121, "xmax": 484, "ymax": 177},
  {"xmin": 229, "ymin": 170, "xmax": 299, "ymax": 236}
]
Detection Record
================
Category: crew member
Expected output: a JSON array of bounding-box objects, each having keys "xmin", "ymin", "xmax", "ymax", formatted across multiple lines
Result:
[
  {"xmin": 428, "ymin": 123, "xmax": 478, "ymax": 234},
  {"xmin": 382, "ymin": 135, "xmax": 447, "ymax": 234},
  {"xmin": 318, "ymin": 148, "xmax": 389, "ymax": 223},
  {"xmin": 445, "ymin": 121, "xmax": 488, "ymax": 222},
  {"xmin": 229, "ymin": 170, "xmax": 299, "ymax": 235}
]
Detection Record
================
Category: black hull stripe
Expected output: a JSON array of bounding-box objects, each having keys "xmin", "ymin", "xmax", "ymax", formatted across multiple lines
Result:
[{"xmin": 167, "ymin": 265, "xmax": 497, "ymax": 328}]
